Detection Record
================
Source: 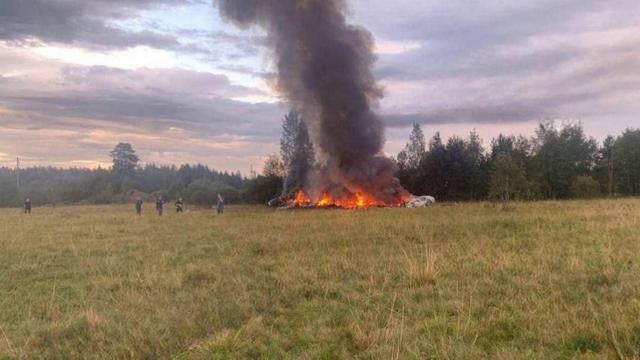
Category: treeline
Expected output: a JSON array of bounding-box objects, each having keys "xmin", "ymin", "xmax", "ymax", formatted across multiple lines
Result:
[
  {"xmin": 2, "ymin": 120, "xmax": 639, "ymax": 208},
  {"xmin": 396, "ymin": 122, "xmax": 640, "ymax": 201},
  {"xmin": 0, "ymin": 163, "xmax": 280, "ymax": 207}
]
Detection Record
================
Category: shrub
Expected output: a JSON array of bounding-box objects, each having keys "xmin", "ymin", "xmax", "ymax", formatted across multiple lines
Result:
[
  {"xmin": 242, "ymin": 176, "xmax": 282, "ymax": 204},
  {"xmin": 572, "ymin": 176, "xmax": 600, "ymax": 199}
]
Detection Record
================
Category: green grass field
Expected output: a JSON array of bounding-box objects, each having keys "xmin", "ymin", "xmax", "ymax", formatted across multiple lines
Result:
[{"xmin": 1, "ymin": 200, "xmax": 639, "ymax": 359}]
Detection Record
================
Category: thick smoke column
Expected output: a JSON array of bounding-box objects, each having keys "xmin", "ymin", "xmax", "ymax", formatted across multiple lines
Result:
[{"xmin": 215, "ymin": 0, "xmax": 409, "ymax": 202}]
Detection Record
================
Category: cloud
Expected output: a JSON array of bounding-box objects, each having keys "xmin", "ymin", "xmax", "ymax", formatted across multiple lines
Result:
[
  {"xmin": 1, "ymin": 0, "xmax": 639, "ymax": 170},
  {"xmin": 0, "ymin": 0, "xmax": 209, "ymax": 53},
  {"xmin": 349, "ymin": 0, "xmax": 640, "ymax": 131},
  {"xmin": 0, "ymin": 48, "xmax": 287, "ymax": 171},
  {"xmin": 0, "ymin": 78, "xmax": 283, "ymax": 140}
]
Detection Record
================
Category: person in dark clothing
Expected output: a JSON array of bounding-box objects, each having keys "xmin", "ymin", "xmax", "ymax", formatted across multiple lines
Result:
[
  {"xmin": 156, "ymin": 197, "xmax": 164, "ymax": 216},
  {"xmin": 216, "ymin": 193, "xmax": 224, "ymax": 215},
  {"xmin": 135, "ymin": 197, "xmax": 143, "ymax": 215},
  {"xmin": 24, "ymin": 198, "xmax": 31, "ymax": 214},
  {"xmin": 175, "ymin": 198, "xmax": 184, "ymax": 213}
]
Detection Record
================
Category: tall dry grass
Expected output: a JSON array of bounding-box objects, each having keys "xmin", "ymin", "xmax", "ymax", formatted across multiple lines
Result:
[{"xmin": 0, "ymin": 199, "xmax": 639, "ymax": 359}]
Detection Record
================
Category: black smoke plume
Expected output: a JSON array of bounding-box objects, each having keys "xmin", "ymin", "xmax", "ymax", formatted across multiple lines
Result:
[{"xmin": 214, "ymin": 0, "xmax": 409, "ymax": 202}]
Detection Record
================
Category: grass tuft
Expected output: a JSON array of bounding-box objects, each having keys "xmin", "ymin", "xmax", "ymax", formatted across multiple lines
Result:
[{"xmin": 402, "ymin": 247, "xmax": 439, "ymax": 286}]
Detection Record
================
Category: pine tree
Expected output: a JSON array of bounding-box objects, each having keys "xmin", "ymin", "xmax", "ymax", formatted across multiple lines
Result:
[
  {"xmin": 594, "ymin": 135, "xmax": 616, "ymax": 197},
  {"xmin": 614, "ymin": 129, "xmax": 640, "ymax": 195},
  {"xmin": 403, "ymin": 123, "xmax": 426, "ymax": 170},
  {"xmin": 279, "ymin": 110, "xmax": 314, "ymax": 194},
  {"xmin": 110, "ymin": 143, "xmax": 139, "ymax": 192}
]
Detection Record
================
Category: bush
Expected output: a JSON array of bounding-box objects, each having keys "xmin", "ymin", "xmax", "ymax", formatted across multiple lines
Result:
[
  {"xmin": 572, "ymin": 176, "xmax": 600, "ymax": 199},
  {"xmin": 242, "ymin": 176, "xmax": 282, "ymax": 204}
]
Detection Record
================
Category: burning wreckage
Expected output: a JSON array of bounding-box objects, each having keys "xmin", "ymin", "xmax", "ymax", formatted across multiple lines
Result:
[
  {"xmin": 269, "ymin": 192, "xmax": 435, "ymax": 210},
  {"xmin": 215, "ymin": 0, "xmax": 434, "ymax": 209}
]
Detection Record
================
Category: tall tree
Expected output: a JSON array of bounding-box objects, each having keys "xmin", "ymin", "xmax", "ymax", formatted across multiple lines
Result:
[
  {"xmin": 279, "ymin": 110, "xmax": 314, "ymax": 194},
  {"xmin": 398, "ymin": 123, "xmax": 426, "ymax": 170},
  {"xmin": 490, "ymin": 134, "xmax": 532, "ymax": 167},
  {"xmin": 532, "ymin": 122, "xmax": 597, "ymax": 198},
  {"xmin": 489, "ymin": 154, "xmax": 527, "ymax": 208},
  {"xmin": 594, "ymin": 135, "xmax": 616, "ymax": 196},
  {"xmin": 280, "ymin": 110, "xmax": 300, "ymax": 171},
  {"xmin": 614, "ymin": 129, "xmax": 640, "ymax": 195},
  {"xmin": 465, "ymin": 130, "xmax": 489, "ymax": 199},
  {"xmin": 397, "ymin": 123, "xmax": 427, "ymax": 193},
  {"xmin": 110, "ymin": 143, "xmax": 139, "ymax": 178},
  {"xmin": 110, "ymin": 143, "xmax": 139, "ymax": 193},
  {"xmin": 418, "ymin": 133, "xmax": 447, "ymax": 199},
  {"xmin": 418, "ymin": 132, "xmax": 488, "ymax": 201}
]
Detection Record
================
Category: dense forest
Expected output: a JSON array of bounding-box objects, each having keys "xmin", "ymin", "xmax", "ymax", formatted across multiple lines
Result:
[
  {"xmin": 396, "ymin": 122, "xmax": 640, "ymax": 201},
  {"xmin": 0, "ymin": 163, "xmax": 253, "ymax": 207},
  {"xmin": 1, "ymin": 116, "xmax": 639, "ymax": 208}
]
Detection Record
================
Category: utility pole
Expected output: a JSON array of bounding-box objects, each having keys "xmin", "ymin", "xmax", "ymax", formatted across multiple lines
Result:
[{"xmin": 16, "ymin": 156, "xmax": 20, "ymax": 191}]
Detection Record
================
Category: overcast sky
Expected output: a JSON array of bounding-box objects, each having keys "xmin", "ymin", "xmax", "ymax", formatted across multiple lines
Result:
[{"xmin": 1, "ymin": 0, "xmax": 639, "ymax": 173}]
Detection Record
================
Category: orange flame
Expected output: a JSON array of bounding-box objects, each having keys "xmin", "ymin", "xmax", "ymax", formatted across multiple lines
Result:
[
  {"xmin": 293, "ymin": 190, "xmax": 310, "ymax": 206},
  {"xmin": 317, "ymin": 193, "xmax": 332, "ymax": 206},
  {"xmin": 289, "ymin": 189, "xmax": 408, "ymax": 209}
]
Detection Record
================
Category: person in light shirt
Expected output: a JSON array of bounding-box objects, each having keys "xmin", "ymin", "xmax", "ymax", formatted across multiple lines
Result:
[
  {"xmin": 216, "ymin": 194, "xmax": 224, "ymax": 215},
  {"xmin": 24, "ymin": 198, "xmax": 31, "ymax": 214}
]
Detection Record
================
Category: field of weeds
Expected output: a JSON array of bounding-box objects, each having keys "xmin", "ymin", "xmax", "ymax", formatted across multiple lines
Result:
[{"xmin": 1, "ymin": 200, "xmax": 639, "ymax": 359}]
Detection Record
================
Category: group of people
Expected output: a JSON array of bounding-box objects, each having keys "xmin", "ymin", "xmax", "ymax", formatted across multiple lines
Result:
[
  {"xmin": 21, "ymin": 195, "xmax": 226, "ymax": 216},
  {"xmin": 135, "ymin": 194, "xmax": 225, "ymax": 216}
]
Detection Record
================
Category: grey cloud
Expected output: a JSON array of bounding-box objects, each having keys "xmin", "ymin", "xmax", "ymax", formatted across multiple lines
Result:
[
  {"xmin": 1, "ymin": 91, "xmax": 284, "ymax": 141},
  {"xmin": 205, "ymin": 31, "xmax": 267, "ymax": 47},
  {"xmin": 353, "ymin": 0, "xmax": 640, "ymax": 82},
  {"xmin": 356, "ymin": 0, "xmax": 638, "ymax": 48},
  {"xmin": 58, "ymin": 65, "xmax": 260, "ymax": 98},
  {"xmin": 213, "ymin": 36, "xmax": 266, "ymax": 60},
  {"xmin": 349, "ymin": 0, "xmax": 640, "ymax": 132},
  {"xmin": 384, "ymin": 105, "xmax": 547, "ymax": 127},
  {"xmin": 169, "ymin": 29, "xmax": 267, "ymax": 60},
  {"xmin": 1, "ymin": 0, "xmax": 639, "ymax": 168},
  {"xmin": 0, "ymin": 59, "xmax": 286, "ymax": 142},
  {"xmin": 374, "ymin": 40, "xmax": 584, "ymax": 81},
  {"xmin": 381, "ymin": 43, "xmax": 640, "ymax": 128},
  {"xmin": 216, "ymin": 64, "xmax": 274, "ymax": 79},
  {"xmin": 0, "ymin": 0, "xmax": 209, "ymax": 52},
  {"xmin": 383, "ymin": 75, "xmax": 640, "ymax": 128}
]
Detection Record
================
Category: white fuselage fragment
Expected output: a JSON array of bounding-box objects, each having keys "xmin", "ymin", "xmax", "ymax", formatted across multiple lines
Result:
[{"xmin": 405, "ymin": 196, "xmax": 436, "ymax": 208}]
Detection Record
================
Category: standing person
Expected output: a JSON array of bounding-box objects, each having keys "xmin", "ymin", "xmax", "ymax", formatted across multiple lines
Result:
[
  {"xmin": 175, "ymin": 198, "xmax": 184, "ymax": 213},
  {"xmin": 216, "ymin": 193, "xmax": 224, "ymax": 215},
  {"xmin": 156, "ymin": 197, "xmax": 164, "ymax": 216},
  {"xmin": 24, "ymin": 198, "xmax": 31, "ymax": 214},
  {"xmin": 135, "ymin": 197, "xmax": 143, "ymax": 215}
]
